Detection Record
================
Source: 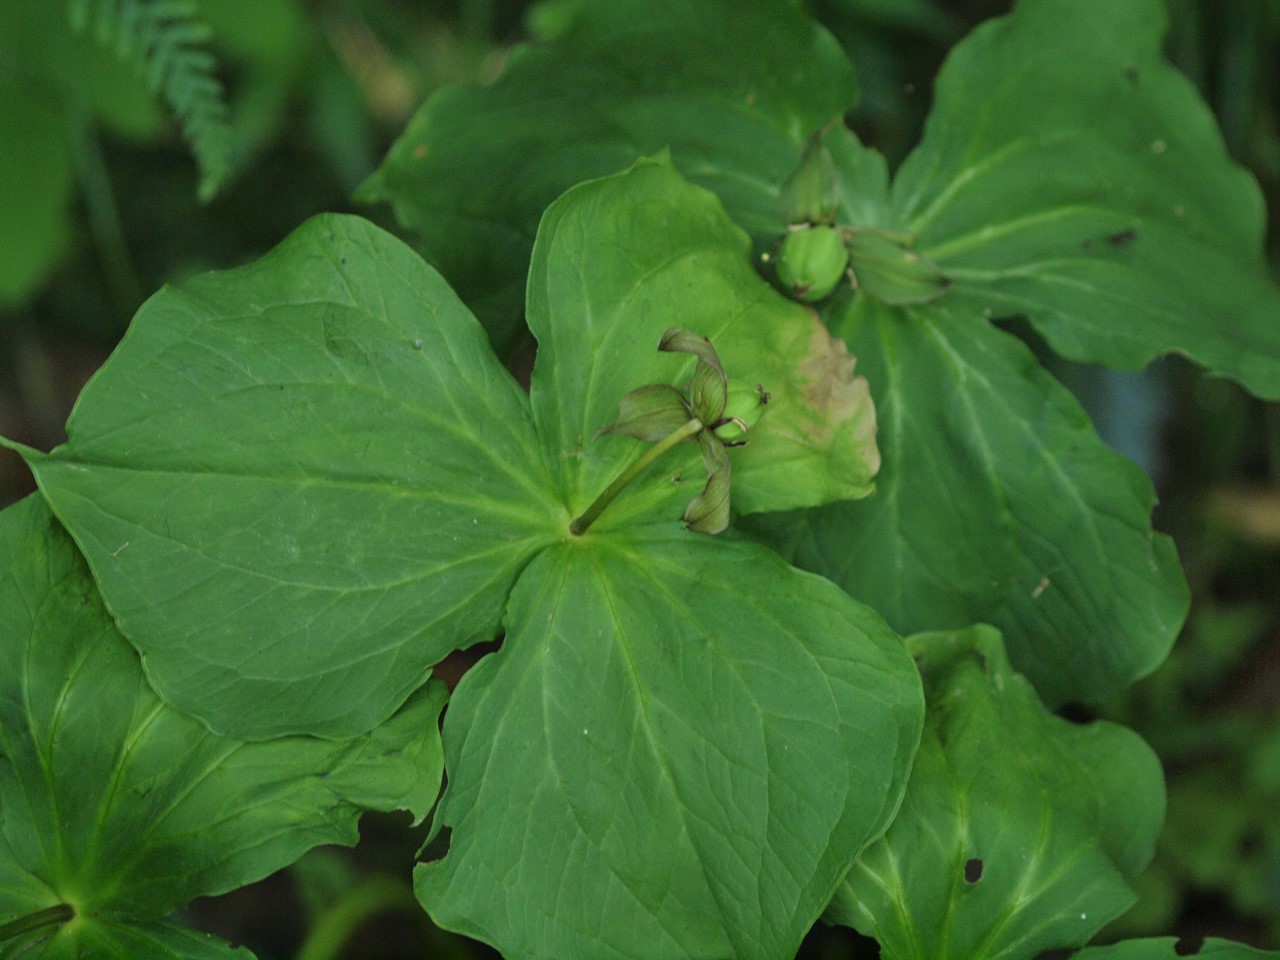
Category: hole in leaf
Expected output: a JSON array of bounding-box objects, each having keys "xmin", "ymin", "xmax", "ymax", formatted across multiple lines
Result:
[
  {"xmin": 963, "ymin": 857, "xmax": 983, "ymax": 883},
  {"xmin": 1175, "ymin": 935, "xmax": 1205, "ymax": 956},
  {"xmin": 1058, "ymin": 702, "xmax": 1097, "ymax": 725}
]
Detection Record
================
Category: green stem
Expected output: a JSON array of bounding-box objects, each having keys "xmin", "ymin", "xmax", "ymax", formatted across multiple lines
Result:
[
  {"xmin": 70, "ymin": 108, "xmax": 143, "ymax": 316},
  {"xmin": 295, "ymin": 876, "xmax": 465, "ymax": 960},
  {"xmin": 570, "ymin": 417, "xmax": 703, "ymax": 536},
  {"xmin": 0, "ymin": 904, "xmax": 75, "ymax": 943}
]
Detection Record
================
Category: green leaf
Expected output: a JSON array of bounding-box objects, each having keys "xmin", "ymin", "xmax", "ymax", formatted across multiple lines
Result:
[
  {"xmin": 0, "ymin": 81, "xmax": 74, "ymax": 307},
  {"xmin": 1071, "ymin": 941, "xmax": 1280, "ymax": 960},
  {"xmin": 416, "ymin": 530, "xmax": 923, "ymax": 960},
  {"xmin": 3, "ymin": 155, "xmax": 918, "ymax": 957},
  {"xmin": 747, "ymin": 295, "xmax": 1188, "ymax": 707},
  {"xmin": 827, "ymin": 625, "xmax": 1164, "ymax": 960},
  {"xmin": 359, "ymin": 0, "xmax": 856, "ymax": 347},
  {"xmin": 10, "ymin": 214, "xmax": 562, "ymax": 740},
  {"xmin": 894, "ymin": 0, "xmax": 1280, "ymax": 398},
  {"xmin": 5, "ymin": 920, "xmax": 255, "ymax": 960},
  {"xmin": 527, "ymin": 158, "xmax": 879, "ymax": 529},
  {"xmin": 0, "ymin": 1, "xmax": 163, "ymax": 144},
  {"xmin": 0, "ymin": 496, "xmax": 445, "ymax": 957}
]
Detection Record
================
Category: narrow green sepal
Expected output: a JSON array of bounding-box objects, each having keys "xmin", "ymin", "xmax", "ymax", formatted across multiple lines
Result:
[
  {"xmin": 659, "ymin": 327, "xmax": 728, "ymax": 424},
  {"xmin": 847, "ymin": 229, "xmax": 949, "ymax": 306},
  {"xmin": 683, "ymin": 433, "xmax": 731, "ymax": 534},
  {"xmin": 601, "ymin": 383, "xmax": 693, "ymax": 442},
  {"xmin": 777, "ymin": 226, "xmax": 850, "ymax": 302},
  {"xmin": 659, "ymin": 326, "xmax": 725, "ymax": 375},
  {"xmin": 690, "ymin": 358, "xmax": 728, "ymax": 426},
  {"xmin": 780, "ymin": 132, "xmax": 841, "ymax": 225}
]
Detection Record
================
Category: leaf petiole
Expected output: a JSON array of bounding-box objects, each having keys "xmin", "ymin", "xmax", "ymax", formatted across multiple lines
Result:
[
  {"xmin": 0, "ymin": 903, "xmax": 75, "ymax": 943},
  {"xmin": 570, "ymin": 417, "xmax": 704, "ymax": 535}
]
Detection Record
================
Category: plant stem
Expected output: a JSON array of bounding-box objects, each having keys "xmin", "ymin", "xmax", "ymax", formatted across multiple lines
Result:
[
  {"xmin": 294, "ymin": 876, "xmax": 468, "ymax": 960},
  {"xmin": 570, "ymin": 418, "xmax": 703, "ymax": 536},
  {"xmin": 0, "ymin": 904, "xmax": 74, "ymax": 943},
  {"xmin": 70, "ymin": 108, "xmax": 143, "ymax": 317}
]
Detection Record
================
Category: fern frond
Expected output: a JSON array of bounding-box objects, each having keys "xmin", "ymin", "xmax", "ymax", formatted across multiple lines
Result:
[{"xmin": 68, "ymin": 0, "xmax": 232, "ymax": 201}]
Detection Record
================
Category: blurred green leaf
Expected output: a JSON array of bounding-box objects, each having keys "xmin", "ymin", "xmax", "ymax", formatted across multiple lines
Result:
[{"xmin": 0, "ymin": 83, "xmax": 75, "ymax": 307}]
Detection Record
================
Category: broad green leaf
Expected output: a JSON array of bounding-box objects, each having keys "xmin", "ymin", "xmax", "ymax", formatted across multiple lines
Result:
[
  {"xmin": 0, "ymin": 82, "xmax": 74, "ymax": 308},
  {"xmin": 417, "ymin": 530, "xmax": 924, "ymax": 960},
  {"xmin": 0, "ymin": 496, "xmax": 445, "ymax": 958},
  {"xmin": 827, "ymin": 626, "xmax": 1164, "ymax": 960},
  {"xmin": 9, "ymin": 214, "xmax": 562, "ymax": 739},
  {"xmin": 1072, "ymin": 941, "xmax": 1280, "ymax": 960},
  {"xmin": 359, "ymin": 0, "xmax": 856, "ymax": 346},
  {"xmin": 4, "ymin": 163, "xmax": 914, "ymax": 957},
  {"xmin": 3, "ymin": 920, "xmax": 254, "ymax": 960},
  {"xmin": 894, "ymin": 0, "xmax": 1280, "ymax": 398},
  {"xmin": 748, "ymin": 294, "xmax": 1188, "ymax": 706},
  {"xmin": 527, "ymin": 158, "xmax": 879, "ymax": 527}
]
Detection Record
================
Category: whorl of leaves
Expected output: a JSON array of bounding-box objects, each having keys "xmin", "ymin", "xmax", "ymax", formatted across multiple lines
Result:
[{"xmin": 68, "ymin": 0, "xmax": 231, "ymax": 200}]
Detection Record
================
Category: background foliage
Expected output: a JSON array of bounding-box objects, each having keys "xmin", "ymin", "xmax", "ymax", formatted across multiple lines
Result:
[{"xmin": 0, "ymin": 0, "xmax": 1277, "ymax": 957}]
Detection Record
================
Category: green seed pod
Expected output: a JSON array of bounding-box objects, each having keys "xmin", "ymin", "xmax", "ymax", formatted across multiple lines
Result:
[
  {"xmin": 713, "ymin": 380, "xmax": 770, "ymax": 444},
  {"xmin": 776, "ymin": 226, "xmax": 849, "ymax": 302}
]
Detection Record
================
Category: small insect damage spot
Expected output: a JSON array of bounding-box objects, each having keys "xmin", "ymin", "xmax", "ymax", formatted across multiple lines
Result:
[
  {"xmin": 1124, "ymin": 64, "xmax": 1141, "ymax": 84},
  {"xmin": 1174, "ymin": 935, "xmax": 1205, "ymax": 957},
  {"xmin": 963, "ymin": 857, "xmax": 984, "ymax": 883},
  {"xmin": 1107, "ymin": 227, "xmax": 1138, "ymax": 247}
]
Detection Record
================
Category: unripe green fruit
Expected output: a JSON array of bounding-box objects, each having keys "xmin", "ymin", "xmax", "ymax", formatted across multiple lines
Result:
[
  {"xmin": 713, "ymin": 380, "xmax": 770, "ymax": 444},
  {"xmin": 776, "ymin": 226, "xmax": 849, "ymax": 302}
]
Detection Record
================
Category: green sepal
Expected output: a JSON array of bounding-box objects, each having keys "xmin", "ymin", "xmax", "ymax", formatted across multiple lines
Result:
[
  {"xmin": 659, "ymin": 326, "xmax": 728, "ymax": 425},
  {"xmin": 601, "ymin": 383, "xmax": 693, "ymax": 442},
  {"xmin": 780, "ymin": 132, "xmax": 841, "ymax": 225},
  {"xmin": 683, "ymin": 433, "xmax": 732, "ymax": 534},
  {"xmin": 777, "ymin": 225, "xmax": 850, "ymax": 302},
  {"xmin": 847, "ymin": 228, "xmax": 950, "ymax": 305},
  {"xmin": 658, "ymin": 326, "xmax": 725, "ymax": 373}
]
